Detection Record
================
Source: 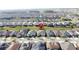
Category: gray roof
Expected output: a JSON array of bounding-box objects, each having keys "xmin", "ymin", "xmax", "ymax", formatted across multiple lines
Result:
[
  {"xmin": 60, "ymin": 42, "xmax": 76, "ymax": 50},
  {"xmin": 37, "ymin": 30, "xmax": 47, "ymax": 37}
]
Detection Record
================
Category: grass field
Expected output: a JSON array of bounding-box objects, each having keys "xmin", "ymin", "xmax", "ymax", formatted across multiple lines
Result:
[{"xmin": 0, "ymin": 26, "xmax": 78, "ymax": 31}]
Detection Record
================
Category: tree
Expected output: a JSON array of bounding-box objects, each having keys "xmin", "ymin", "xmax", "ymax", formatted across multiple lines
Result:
[{"xmin": 62, "ymin": 18, "xmax": 72, "ymax": 21}]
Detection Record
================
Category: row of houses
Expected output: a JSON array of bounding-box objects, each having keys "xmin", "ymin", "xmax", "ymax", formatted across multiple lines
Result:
[
  {"xmin": 0, "ymin": 21, "xmax": 79, "ymax": 27},
  {"xmin": 0, "ymin": 29, "xmax": 79, "ymax": 38},
  {"xmin": 0, "ymin": 39, "xmax": 78, "ymax": 50},
  {"xmin": 0, "ymin": 21, "xmax": 72, "ymax": 27}
]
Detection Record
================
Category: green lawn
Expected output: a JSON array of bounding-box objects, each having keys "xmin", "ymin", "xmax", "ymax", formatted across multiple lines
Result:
[{"xmin": 0, "ymin": 26, "xmax": 78, "ymax": 31}]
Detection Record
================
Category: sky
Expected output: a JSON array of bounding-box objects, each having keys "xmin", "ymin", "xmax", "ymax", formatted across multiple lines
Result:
[{"xmin": 0, "ymin": 0, "xmax": 79, "ymax": 10}]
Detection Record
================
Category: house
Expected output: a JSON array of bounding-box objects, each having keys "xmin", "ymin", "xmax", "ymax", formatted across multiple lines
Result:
[
  {"xmin": 46, "ymin": 30, "xmax": 56, "ymax": 37},
  {"xmin": 64, "ymin": 31, "xmax": 73, "ymax": 37},
  {"xmin": 37, "ymin": 30, "xmax": 47, "ymax": 37},
  {"xmin": 27, "ymin": 30, "xmax": 37, "ymax": 37}
]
